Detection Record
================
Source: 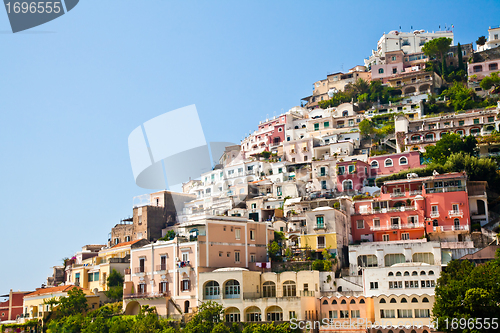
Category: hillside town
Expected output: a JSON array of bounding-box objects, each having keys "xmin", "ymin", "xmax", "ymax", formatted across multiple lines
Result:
[{"xmin": 3, "ymin": 25, "xmax": 500, "ymax": 333}]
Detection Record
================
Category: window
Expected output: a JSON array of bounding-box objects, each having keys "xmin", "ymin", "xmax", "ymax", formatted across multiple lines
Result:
[
  {"xmin": 370, "ymin": 282, "xmax": 379, "ymax": 289},
  {"xmin": 489, "ymin": 63, "xmax": 498, "ymax": 71},
  {"xmin": 356, "ymin": 220, "xmax": 364, "ymax": 229},
  {"xmin": 159, "ymin": 281, "xmax": 168, "ymax": 294},
  {"xmin": 401, "ymin": 233, "xmax": 410, "ymax": 240},
  {"xmin": 473, "ymin": 65, "xmax": 482, "ymax": 72},
  {"xmin": 234, "ymin": 251, "xmax": 240, "ymax": 263},
  {"xmin": 371, "ymin": 160, "xmax": 379, "ymax": 168},
  {"xmin": 458, "ymin": 120, "xmax": 464, "ymax": 126},
  {"xmin": 379, "ymin": 298, "xmax": 386, "ymax": 303},
  {"xmin": 125, "ymin": 236, "xmax": 131, "ymax": 242},
  {"xmin": 283, "ymin": 281, "xmax": 296, "ymax": 297},
  {"xmin": 224, "ymin": 280, "xmax": 240, "ymax": 298},
  {"xmin": 385, "ymin": 254, "xmax": 405, "ymax": 266},
  {"xmin": 380, "ymin": 309, "xmax": 395, "ymax": 318},
  {"xmin": 316, "ymin": 216, "xmax": 324, "ymax": 228},
  {"xmin": 474, "ymin": 118, "xmax": 480, "ymax": 124},
  {"xmin": 235, "ymin": 229, "xmax": 240, "ymax": 240},
  {"xmin": 317, "ymin": 236, "xmax": 325, "ymax": 249},
  {"xmin": 373, "ymin": 218, "xmax": 380, "ymax": 227},
  {"xmin": 392, "ymin": 67, "xmax": 397, "ymax": 74},
  {"xmin": 324, "ymin": 121, "xmax": 330, "ymax": 128},
  {"xmin": 289, "ymin": 311, "xmax": 296, "ymax": 319},
  {"xmin": 329, "ymin": 310, "xmax": 338, "ymax": 319},
  {"xmin": 399, "ymin": 157, "xmax": 408, "ymax": 165},
  {"xmin": 250, "ymin": 254, "xmax": 256, "ymax": 262},
  {"xmin": 431, "ymin": 205, "xmax": 439, "ymax": 216},
  {"xmin": 398, "ymin": 309, "xmax": 413, "ymax": 318},
  {"xmin": 250, "ymin": 229, "xmax": 255, "ymax": 240},
  {"xmin": 351, "ymin": 310, "xmax": 360, "ymax": 318},
  {"xmin": 219, "ymin": 251, "xmax": 223, "ymax": 257},
  {"xmin": 340, "ymin": 310, "xmax": 349, "ymax": 318},
  {"xmin": 251, "ymin": 203, "xmax": 257, "ymax": 209},
  {"xmin": 383, "ymin": 234, "xmax": 390, "ymax": 242},
  {"xmin": 358, "ymin": 255, "xmax": 378, "ymax": 267},
  {"xmin": 343, "ymin": 180, "xmax": 353, "ymax": 191},
  {"xmin": 138, "ymin": 283, "xmax": 146, "ymax": 294},
  {"xmin": 348, "ymin": 165, "xmax": 355, "ymax": 173},
  {"xmin": 408, "ymin": 215, "xmax": 418, "ymax": 224},
  {"xmin": 378, "ymin": 68, "xmax": 384, "ymax": 74},
  {"xmin": 413, "ymin": 252, "xmax": 434, "ymax": 265},
  {"xmin": 182, "ymin": 252, "xmax": 189, "ymax": 262},
  {"xmin": 385, "ymin": 158, "xmax": 393, "ymax": 167},
  {"xmin": 412, "ymin": 297, "xmax": 418, "ymax": 303},
  {"xmin": 181, "ymin": 280, "xmax": 190, "ymax": 291},
  {"xmin": 227, "ymin": 252, "xmax": 230, "ymax": 257},
  {"xmin": 415, "ymin": 309, "xmax": 430, "ymax": 318},
  {"xmin": 314, "ymin": 123, "xmax": 319, "ymax": 131},
  {"xmin": 262, "ymin": 281, "xmax": 276, "ymax": 297},
  {"xmin": 338, "ymin": 166, "xmax": 345, "ymax": 175},
  {"xmin": 488, "ymin": 116, "xmax": 495, "ymax": 123}
]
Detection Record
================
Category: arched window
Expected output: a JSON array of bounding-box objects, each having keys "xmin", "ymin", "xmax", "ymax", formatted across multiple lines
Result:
[
  {"xmin": 283, "ymin": 281, "xmax": 296, "ymax": 297},
  {"xmin": 371, "ymin": 160, "xmax": 379, "ymax": 168},
  {"xmin": 379, "ymin": 298, "xmax": 386, "ymax": 303},
  {"xmin": 420, "ymin": 271, "xmax": 426, "ymax": 275},
  {"xmin": 342, "ymin": 110, "xmax": 348, "ymax": 117},
  {"xmin": 396, "ymin": 271, "xmax": 402, "ymax": 276},
  {"xmin": 350, "ymin": 299, "xmax": 356, "ymax": 304},
  {"xmin": 388, "ymin": 272, "xmax": 394, "ymax": 277},
  {"xmin": 411, "ymin": 297, "xmax": 418, "ymax": 303},
  {"xmin": 204, "ymin": 281, "xmax": 220, "ymax": 299},
  {"xmin": 401, "ymin": 297, "xmax": 407, "ymax": 303},
  {"xmin": 225, "ymin": 307, "xmax": 241, "ymax": 322},
  {"xmin": 390, "ymin": 298, "xmax": 397, "ymax": 303},
  {"xmin": 385, "ymin": 254, "xmax": 405, "ymax": 266},
  {"xmin": 262, "ymin": 281, "xmax": 276, "ymax": 297},
  {"xmin": 428, "ymin": 270, "xmax": 434, "ymax": 275},
  {"xmin": 358, "ymin": 255, "xmax": 378, "ymax": 268},
  {"xmin": 399, "ymin": 156, "xmax": 408, "ymax": 165},
  {"xmin": 413, "ymin": 252, "xmax": 434, "ymax": 265},
  {"xmin": 331, "ymin": 299, "xmax": 337, "ymax": 304},
  {"xmin": 385, "ymin": 158, "xmax": 393, "ymax": 167},
  {"xmin": 341, "ymin": 299, "xmax": 346, "ymax": 304},
  {"xmin": 224, "ymin": 280, "xmax": 240, "ymax": 299},
  {"xmin": 322, "ymin": 299, "xmax": 328, "ymax": 304},
  {"xmin": 245, "ymin": 306, "xmax": 261, "ymax": 322},
  {"xmin": 266, "ymin": 306, "xmax": 283, "ymax": 321},
  {"xmin": 342, "ymin": 180, "xmax": 353, "ymax": 191},
  {"xmin": 412, "ymin": 271, "xmax": 418, "ymax": 276},
  {"xmin": 359, "ymin": 299, "xmax": 365, "ymax": 304},
  {"xmin": 404, "ymin": 271, "xmax": 410, "ymax": 276},
  {"xmin": 378, "ymin": 68, "xmax": 384, "ymax": 74},
  {"xmin": 422, "ymin": 297, "xmax": 429, "ymax": 303}
]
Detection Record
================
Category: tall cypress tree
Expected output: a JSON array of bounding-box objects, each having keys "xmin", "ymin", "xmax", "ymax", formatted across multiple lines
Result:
[{"xmin": 457, "ymin": 43, "xmax": 464, "ymax": 71}]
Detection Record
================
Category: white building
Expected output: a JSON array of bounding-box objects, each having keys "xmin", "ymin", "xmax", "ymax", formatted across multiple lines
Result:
[{"xmin": 477, "ymin": 25, "xmax": 500, "ymax": 51}]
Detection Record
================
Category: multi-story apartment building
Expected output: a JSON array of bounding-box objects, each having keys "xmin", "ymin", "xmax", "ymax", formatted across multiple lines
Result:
[
  {"xmin": 123, "ymin": 215, "xmax": 274, "ymax": 317},
  {"xmin": 368, "ymin": 151, "xmax": 421, "ymax": 179},
  {"xmin": 365, "ymin": 30, "xmax": 454, "ymax": 68},
  {"xmin": 318, "ymin": 295, "xmax": 374, "ymax": 333},
  {"xmin": 477, "ymin": 25, "xmax": 500, "ymax": 52},
  {"xmin": 302, "ymin": 67, "xmax": 371, "ymax": 109},
  {"xmin": 132, "ymin": 191, "xmax": 196, "ymax": 242},
  {"xmin": 336, "ymin": 159, "xmax": 371, "ymax": 193},
  {"xmin": 468, "ymin": 47, "xmax": 500, "ymax": 95},
  {"xmin": 306, "ymin": 103, "xmax": 364, "ymax": 138},
  {"xmin": 0, "ymin": 290, "xmax": 32, "ymax": 323},
  {"xmin": 366, "ymin": 100, "xmax": 424, "ymax": 120},
  {"xmin": 351, "ymin": 172, "xmax": 471, "ymax": 243},
  {"xmin": 21, "ymin": 286, "xmax": 99, "ymax": 323},
  {"xmin": 348, "ymin": 240, "xmax": 442, "ymax": 277},
  {"xmin": 395, "ymin": 106, "xmax": 500, "ymax": 152},
  {"xmin": 198, "ymin": 269, "xmax": 319, "ymax": 323},
  {"xmin": 372, "ymin": 294, "xmax": 435, "ymax": 329},
  {"xmin": 386, "ymin": 71, "xmax": 443, "ymax": 97}
]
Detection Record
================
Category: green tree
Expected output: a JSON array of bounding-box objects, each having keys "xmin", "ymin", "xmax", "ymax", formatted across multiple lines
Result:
[
  {"xmin": 359, "ymin": 119, "xmax": 375, "ymax": 138},
  {"xmin": 433, "ymin": 254, "xmax": 500, "ymax": 332},
  {"xmin": 57, "ymin": 287, "xmax": 89, "ymax": 317},
  {"xmin": 267, "ymin": 241, "xmax": 282, "ymax": 262},
  {"xmin": 441, "ymin": 81, "xmax": 478, "ymax": 111},
  {"xmin": 457, "ymin": 43, "xmax": 464, "ymax": 71},
  {"xmin": 476, "ymin": 35, "xmax": 487, "ymax": 46},
  {"xmin": 184, "ymin": 301, "xmax": 224, "ymax": 333},
  {"xmin": 424, "ymin": 133, "xmax": 477, "ymax": 164},
  {"xmin": 422, "ymin": 37, "xmax": 452, "ymax": 74},
  {"xmin": 480, "ymin": 71, "xmax": 500, "ymax": 92},
  {"xmin": 105, "ymin": 269, "xmax": 124, "ymax": 302}
]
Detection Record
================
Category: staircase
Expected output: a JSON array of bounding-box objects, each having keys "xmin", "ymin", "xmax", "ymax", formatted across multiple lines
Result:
[{"xmin": 381, "ymin": 134, "xmax": 397, "ymax": 152}]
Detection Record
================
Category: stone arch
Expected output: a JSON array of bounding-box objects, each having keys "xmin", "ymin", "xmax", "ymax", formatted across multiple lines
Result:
[
  {"xmin": 419, "ymin": 83, "xmax": 431, "ymax": 92},
  {"xmin": 124, "ymin": 301, "xmax": 141, "ymax": 315},
  {"xmin": 244, "ymin": 306, "xmax": 262, "ymax": 322},
  {"xmin": 404, "ymin": 86, "xmax": 416, "ymax": 95}
]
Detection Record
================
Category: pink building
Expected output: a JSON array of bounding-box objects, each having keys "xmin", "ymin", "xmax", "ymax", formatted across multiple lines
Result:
[
  {"xmin": 351, "ymin": 172, "xmax": 470, "ymax": 243},
  {"xmin": 123, "ymin": 216, "xmax": 274, "ymax": 318},
  {"xmin": 336, "ymin": 160, "xmax": 370, "ymax": 193},
  {"xmin": 241, "ymin": 115, "xmax": 289, "ymax": 158},
  {"xmin": 368, "ymin": 151, "xmax": 421, "ymax": 178}
]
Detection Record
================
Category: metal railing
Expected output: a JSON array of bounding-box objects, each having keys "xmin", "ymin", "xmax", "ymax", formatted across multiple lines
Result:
[
  {"xmin": 371, "ymin": 223, "xmax": 425, "ymax": 231},
  {"xmin": 426, "ymin": 186, "xmax": 466, "ymax": 193},
  {"xmin": 134, "ymin": 267, "xmax": 146, "ymax": 274},
  {"xmin": 156, "ymin": 264, "xmax": 167, "ymax": 271},
  {"xmin": 124, "ymin": 292, "xmax": 170, "ymax": 299},
  {"xmin": 448, "ymin": 210, "xmax": 463, "ymax": 217}
]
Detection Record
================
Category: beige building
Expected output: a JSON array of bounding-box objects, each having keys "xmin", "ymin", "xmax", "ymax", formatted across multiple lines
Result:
[
  {"xmin": 198, "ymin": 268, "xmax": 319, "ymax": 322},
  {"xmin": 123, "ymin": 215, "xmax": 274, "ymax": 317},
  {"xmin": 22, "ymin": 286, "xmax": 99, "ymax": 323},
  {"xmin": 372, "ymin": 294, "xmax": 435, "ymax": 328}
]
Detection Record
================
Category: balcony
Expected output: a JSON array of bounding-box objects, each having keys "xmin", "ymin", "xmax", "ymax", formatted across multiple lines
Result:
[
  {"xmin": 156, "ymin": 264, "xmax": 167, "ymax": 271},
  {"xmin": 317, "ymin": 171, "xmax": 329, "ymax": 178},
  {"xmin": 314, "ymin": 224, "xmax": 326, "ymax": 230},
  {"xmin": 317, "ymin": 243, "xmax": 326, "ymax": 249},
  {"xmin": 124, "ymin": 292, "xmax": 170, "ymax": 299},
  {"xmin": 371, "ymin": 222, "xmax": 425, "ymax": 231},
  {"xmin": 246, "ymin": 170, "xmax": 255, "ymax": 175},
  {"xmin": 409, "ymin": 190, "xmax": 422, "ymax": 196},
  {"xmin": 448, "ymin": 210, "xmax": 464, "ymax": 217},
  {"xmin": 430, "ymin": 212, "xmax": 440, "ymax": 218},
  {"xmin": 390, "ymin": 192, "xmax": 406, "ymax": 198},
  {"xmin": 432, "ymin": 225, "xmax": 470, "ymax": 232},
  {"xmin": 426, "ymin": 186, "xmax": 466, "ymax": 193},
  {"xmin": 134, "ymin": 267, "xmax": 146, "ymax": 274}
]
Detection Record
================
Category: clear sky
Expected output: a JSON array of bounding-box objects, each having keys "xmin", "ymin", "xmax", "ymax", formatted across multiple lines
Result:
[{"xmin": 1, "ymin": 0, "xmax": 499, "ymax": 291}]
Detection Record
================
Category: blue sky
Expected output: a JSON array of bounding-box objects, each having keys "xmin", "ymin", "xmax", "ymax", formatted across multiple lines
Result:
[{"xmin": 0, "ymin": 0, "xmax": 499, "ymax": 291}]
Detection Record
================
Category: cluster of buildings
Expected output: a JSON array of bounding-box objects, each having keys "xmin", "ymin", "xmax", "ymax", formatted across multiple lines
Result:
[{"xmin": 3, "ymin": 25, "xmax": 500, "ymax": 333}]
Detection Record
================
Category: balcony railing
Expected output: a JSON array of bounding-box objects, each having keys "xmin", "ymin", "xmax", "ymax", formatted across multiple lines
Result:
[
  {"xmin": 371, "ymin": 223, "xmax": 425, "ymax": 231},
  {"xmin": 314, "ymin": 224, "xmax": 326, "ymax": 230},
  {"xmin": 390, "ymin": 192, "xmax": 406, "ymax": 198},
  {"xmin": 409, "ymin": 190, "xmax": 422, "ymax": 196},
  {"xmin": 317, "ymin": 171, "xmax": 329, "ymax": 177},
  {"xmin": 430, "ymin": 212, "xmax": 440, "ymax": 218},
  {"xmin": 432, "ymin": 225, "xmax": 469, "ymax": 232},
  {"xmin": 124, "ymin": 292, "xmax": 170, "ymax": 299},
  {"xmin": 156, "ymin": 264, "xmax": 167, "ymax": 271},
  {"xmin": 134, "ymin": 267, "xmax": 146, "ymax": 274},
  {"xmin": 448, "ymin": 210, "xmax": 464, "ymax": 217},
  {"xmin": 426, "ymin": 186, "xmax": 466, "ymax": 194}
]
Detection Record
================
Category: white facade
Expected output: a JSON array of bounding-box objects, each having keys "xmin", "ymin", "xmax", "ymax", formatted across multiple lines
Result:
[
  {"xmin": 477, "ymin": 26, "xmax": 500, "ymax": 51},
  {"xmin": 362, "ymin": 263, "xmax": 441, "ymax": 297}
]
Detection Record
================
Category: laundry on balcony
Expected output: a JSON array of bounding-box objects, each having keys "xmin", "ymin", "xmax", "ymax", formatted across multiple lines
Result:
[{"xmin": 178, "ymin": 261, "xmax": 190, "ymax": 268}]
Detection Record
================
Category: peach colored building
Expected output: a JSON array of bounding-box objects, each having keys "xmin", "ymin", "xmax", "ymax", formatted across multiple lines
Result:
[
  {"xmin": 318, "ymin": 295, "xmax": 374, "ymax": 332},
  {"xmin": 123, "ymin": 215, "xmax": 274, "ymax": 318}
]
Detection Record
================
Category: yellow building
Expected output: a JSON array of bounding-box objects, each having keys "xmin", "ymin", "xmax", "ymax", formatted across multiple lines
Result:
[{"xmin": 22, "ymin": 286, "xmax": 99, "ymax": 323}]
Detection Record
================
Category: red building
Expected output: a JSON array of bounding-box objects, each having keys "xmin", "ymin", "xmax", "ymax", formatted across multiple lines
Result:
[
  {"xmin": 368, "ymin": 151, "xmax": 421, "ymax": 178},
  {"xmin": 241, "ymin": 115, "xmax": 289, "ymax": 158},
  {"xmin": 336, "ymin": 160, "xmax": 370, "ymax": 193},
  {"xmin": 351, "ymin": 172, "xmax": 471, "ymax": 242},
  {"xmin": 0, "ymin": 290, "xmax": 32, "ymax": 322}
]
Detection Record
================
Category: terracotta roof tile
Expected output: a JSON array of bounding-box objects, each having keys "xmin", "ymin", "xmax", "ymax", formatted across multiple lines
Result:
[
  {"xmin": 25, "ymin": 285, "xmax": 82, "ymax": 298},
  {"xmin": 111, "ymin": 239, "xmax": 142, "ymax": 249}
]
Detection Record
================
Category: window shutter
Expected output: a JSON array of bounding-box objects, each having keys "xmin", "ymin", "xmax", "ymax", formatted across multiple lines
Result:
[{"xmin": 187, "ymin": 280, "xmax": 191, "ymax": 290}]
